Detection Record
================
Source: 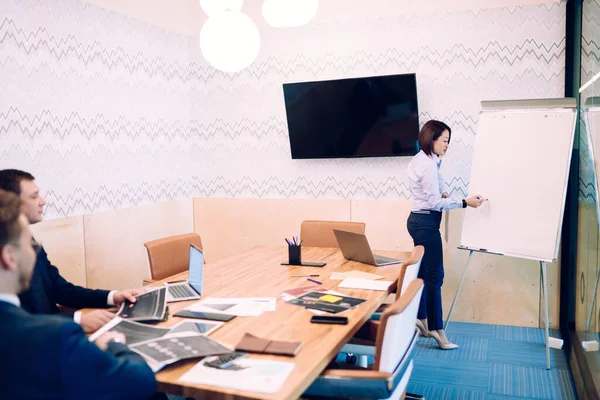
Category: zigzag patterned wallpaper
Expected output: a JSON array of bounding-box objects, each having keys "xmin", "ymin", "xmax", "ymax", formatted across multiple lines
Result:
[{"xmin": 0, "ymin": 0, "xmax": 566, "ymax": 218}]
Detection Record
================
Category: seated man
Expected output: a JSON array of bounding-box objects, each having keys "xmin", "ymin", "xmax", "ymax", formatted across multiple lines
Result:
[
  {"xmin": 0, "ymin": 169, "xmax": 141, "ymax": 333},
  {"xmin": 0, "ymin": 189, "xmax": 158, "ymax": 399}
]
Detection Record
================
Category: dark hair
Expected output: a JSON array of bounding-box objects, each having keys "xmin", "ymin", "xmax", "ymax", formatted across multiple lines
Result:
[
  {"xmin": 418, "ymin": 120, "xmax": 452, "ymax": 156},
  {"xmin": 0, "ymin": 189, "xmax": 23, "ymax": 250},
  {"xmin": 0, "ymin": 169, "xmax": 35, "ymax": 195}
]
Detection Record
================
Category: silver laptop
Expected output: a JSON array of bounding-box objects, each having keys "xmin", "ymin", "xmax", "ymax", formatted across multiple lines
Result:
[
  {"xmin": 333, "ymin": 229, "xmax": 402, "ymax": 267},
  {"xmin": 164, "ymin": 244, "xmax": 204, "ymax": 303}
]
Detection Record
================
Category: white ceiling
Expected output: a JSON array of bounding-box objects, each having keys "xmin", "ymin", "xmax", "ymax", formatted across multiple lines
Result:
[{"xmin": 87, "ymin": 0, "xmax": 563, "ymax": 36}]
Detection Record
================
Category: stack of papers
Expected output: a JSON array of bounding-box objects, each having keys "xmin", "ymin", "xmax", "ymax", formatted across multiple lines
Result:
[
  {"xmin": 130, "ymin": 333, "xmax": 232, "ymax": 372},
  {"xmin": 167, "ymin": 320, "xmax": 224, "ymax": 336},
  {"xmin": 89, "ymin": 318, "xmax": 171, "ymax": 345},
  {"xmin": 89, "ymin": 317, "xmax": 224, "ymax": 345},
  {"xmin": 180, "ymin": 358, "xmax": 295, "ymax": 394},
  {"xmin": 116, "ymin": 287, "xmax": 167, "ymax": 322},
  {"xmin": 287, "ymin": 292, "xmax": 366, "ymax": 314},
  {"xmin": 279, "ymin": 285, "xmax": 328, "ymax": 301},
  {"xmin": 330, "ymin": 270, "xmax": 384, "ymax": 280},
  {"xmin": 338, "ymin": 277, "xmax": 394, "ymax": 291},
  {"xmin": 185, "ymin": 297, "xmax": 276, "ymax": 317}
]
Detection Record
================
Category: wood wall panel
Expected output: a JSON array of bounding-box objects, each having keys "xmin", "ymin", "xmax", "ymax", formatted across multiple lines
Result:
[
  {"xmin": 30, "ymin": 197, "xmax": 563, "ymax": 328},
  {"xmin": 442, "ymin": 208, "xmax": 559, "ymax": 328},
  {"xmin": 350, "ymin": 199, "xmax": 448, "ymax": 252},
  {"xmin": 30, "ymin": 216, "xmax": 87, "ymax": 287},
  {"xmin": 350, "ymin": 199, "xmax": 415, "ymax": 252},
  {"xmin": 540, "ymin": 249, "xmax": 561, "ymax": 330},
  {"xmin": 83, "ymin": 199, "xmax": 194, "ymax": 290},
  {"xmin": 193, "ymin": 198, "xmax": 350, "ymax": 263}
]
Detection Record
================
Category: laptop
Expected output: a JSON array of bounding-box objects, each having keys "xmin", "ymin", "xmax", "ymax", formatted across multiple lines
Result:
[
  {"xmin": 333, "ymin": 229, "xmax": 402, "ymax": 267},
  {"xmin": 164, "ymin": 244, "xmax": 204, "ymax": 303}
]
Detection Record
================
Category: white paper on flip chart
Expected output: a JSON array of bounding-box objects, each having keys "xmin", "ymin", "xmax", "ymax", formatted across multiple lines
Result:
[
  {"xmin": 338, "ymin": 278, "xmax": 394, "ymax": 291},
  {"xmin": 179, "ymin": 358, "xmax": 295, "ymax": 394}
]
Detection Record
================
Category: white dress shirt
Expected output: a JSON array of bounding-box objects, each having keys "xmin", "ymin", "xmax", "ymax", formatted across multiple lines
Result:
[
  {"xmin": 407, "ymin": 150, "xmax": 462, "ymax": 212},
  {"xmin": 0, "ymin": 294, "xmax": 21, "ymax": 307},
  {"xmin": 73, "ymin": 290, "xmax": 117, "ymax": 324}
]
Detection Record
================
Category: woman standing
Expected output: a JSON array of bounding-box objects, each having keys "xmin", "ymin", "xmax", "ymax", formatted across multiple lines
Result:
[{"xmin": 407, "ymin": 120, "xmax": 485, "ymax": 350}]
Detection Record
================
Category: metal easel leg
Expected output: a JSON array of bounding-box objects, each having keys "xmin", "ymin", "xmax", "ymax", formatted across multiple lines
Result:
[
  {"xmin": 586, "ymin": 266, "xmax": 600, "ymax": 331},
  {"xmin": 357, "ymin": 355, "xmax": 368, "ymax": 368},
  {"xmin": 541, "ymin": 261, "xmax": 551, "ymax": 370},
  {"xmin": 444, "ymin": 250, "xmax": 474, "ymax": 331}
]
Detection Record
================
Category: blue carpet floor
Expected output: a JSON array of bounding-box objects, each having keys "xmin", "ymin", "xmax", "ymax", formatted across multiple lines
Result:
[
  {"xmin": 406, "ymin": 322, "xmax": 576, "ymax": 400},
  {"xmin": 335, "ymin": 322, "xmax": 576, "ymax": 399}
]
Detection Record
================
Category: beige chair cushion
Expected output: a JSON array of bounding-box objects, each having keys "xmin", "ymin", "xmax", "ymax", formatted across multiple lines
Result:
[{"xmin": 143, "ymin": 233, "xmax": 203, "ymax": 281}]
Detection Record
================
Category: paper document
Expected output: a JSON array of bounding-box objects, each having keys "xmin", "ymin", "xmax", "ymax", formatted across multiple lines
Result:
[
  {"xmin": 338, "ymin": 278, "xmax": 394, "ymax": 291},
  {"xmin": 179, "ymin": 357, "xmax": 295, "ymax": 394},
  {"xmin": 89, "ymin": 317, "xmax": 171, "ymax": 345},
  {"xmin": 186, "ymin": 297, "xmax": 276, "ymax": 316},
  {"xmin": 330, "ymin": 270, "xmax": 384, "ymax": 280},
  {"xmin": 287, "ymin": 291, "xmax": 366, "ymax": 314},
  {"xmin": 279, "ymin": 285, "xmax": 328, "ymax": 301},
  {"xmin": 130, "ymin": 333, "xmax": 232, "ymax": 372},
  {"xmin": 116, "ymin": 287, "xmax": 167, "ymax": 322},
  {"xmin": 168, "ymin": 319, "xmax": 223, "ymax": 336}
]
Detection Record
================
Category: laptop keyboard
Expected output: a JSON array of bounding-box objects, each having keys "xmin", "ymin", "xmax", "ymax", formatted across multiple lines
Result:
[
  {"xmin": 169, "ymin": 285, "xmax": 196, "ymax": 299},
  {"xmin": 374, "ymin": 255, "xmax": 400, "ymax": 264}
]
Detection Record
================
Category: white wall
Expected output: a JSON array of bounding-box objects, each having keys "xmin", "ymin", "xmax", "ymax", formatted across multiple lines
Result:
[{"xmin": 1, "ymin": 0, "xmax": 565, "ymax": 218}]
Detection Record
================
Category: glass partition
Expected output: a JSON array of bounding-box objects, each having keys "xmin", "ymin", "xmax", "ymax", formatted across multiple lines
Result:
[{"xmin": 576, "ymin": 0, "xmax": 600, "ymax": 391}]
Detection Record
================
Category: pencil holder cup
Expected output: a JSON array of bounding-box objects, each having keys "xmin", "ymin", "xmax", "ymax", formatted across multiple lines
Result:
[{"xmin": 288, "ymin": 245, "xmax": 302, "ymax": 265}]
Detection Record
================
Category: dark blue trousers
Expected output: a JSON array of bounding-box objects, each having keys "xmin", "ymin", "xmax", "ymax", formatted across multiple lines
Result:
[{"xmin": 407, "ymin": 211, "xmax": 444, "ymax": 330}]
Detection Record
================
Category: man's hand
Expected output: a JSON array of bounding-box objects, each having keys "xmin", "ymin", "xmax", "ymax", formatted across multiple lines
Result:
[
  {"xmin": 94, "ymin": 332, "xmax": 126, "ymax": 351},
  {"xmin": 112, "ymin": 288, "xmax": 145, "ymax": 307},
  {"xmin": 80, "ymin": 310, "xmax": 115, "ymax": 333}
]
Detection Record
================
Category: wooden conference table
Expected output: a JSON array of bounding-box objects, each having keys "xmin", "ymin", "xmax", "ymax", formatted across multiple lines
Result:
[{"xmin": 120, "ymin": 246, "xmax": 408, "ymax": 399}]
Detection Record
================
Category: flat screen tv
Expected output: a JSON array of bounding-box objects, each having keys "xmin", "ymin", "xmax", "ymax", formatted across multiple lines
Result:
[{"xmin": 282, "ymin": 73, "xmax": 419, "ymax": 159}]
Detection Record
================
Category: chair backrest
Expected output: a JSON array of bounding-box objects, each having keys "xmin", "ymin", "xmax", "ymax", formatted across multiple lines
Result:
[
  {"xmin": 374, "ymin": 279, "xmax": 424, "ymax": 373},
  {"xmin": 395, "ymin": 245, "xmax": 424, "ymax": 300},
  {"xmin": 300, "ymin": 220, "xmax": 366, "ymax": 248},
  {"xmin": 143, "ymin": 233, "xmax": 203, "ymax": 280}
]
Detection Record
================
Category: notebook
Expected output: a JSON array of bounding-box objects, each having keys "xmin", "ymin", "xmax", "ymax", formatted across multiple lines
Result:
[{"xmin": 235, "ymin": 333, "xmax": 302, "ymax": 357}]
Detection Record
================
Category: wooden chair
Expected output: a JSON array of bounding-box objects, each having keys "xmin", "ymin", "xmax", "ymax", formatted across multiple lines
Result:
[
  {"xmin": 303, "ymin": 279, "xmax": 424, "ymax": 400},
  {"xmin": 143, "ymin": 233, "xmax": 203, "ymax": 283},
  {"xmin": 300, "ymin": 220, "xmax": 366, "ymax": 248}
]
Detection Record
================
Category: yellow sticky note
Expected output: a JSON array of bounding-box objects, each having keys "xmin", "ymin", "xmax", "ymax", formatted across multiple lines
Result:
[{"xmin": 319, "ymin": 294, "xmax": 342, "ymax": 303}]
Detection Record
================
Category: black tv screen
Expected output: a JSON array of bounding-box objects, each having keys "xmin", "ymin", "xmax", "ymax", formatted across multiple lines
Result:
[{"xmin": 282, "ymin": 73, "xmax": 419, "ymax": 159}]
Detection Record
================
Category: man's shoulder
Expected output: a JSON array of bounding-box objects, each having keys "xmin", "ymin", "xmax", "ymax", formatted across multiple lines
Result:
[
  {"xmin": 35, "ymin": 245, "xmax": 51, "ymax": 265},
  {"xmin": 0, "ymin": 308, "xmax": 83, "ymax": 356}
]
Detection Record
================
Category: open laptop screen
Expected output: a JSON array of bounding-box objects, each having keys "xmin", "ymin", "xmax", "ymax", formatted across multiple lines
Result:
[{"xmin": 188, "ymin": 245, "xmax": 204, "ymax": 294}]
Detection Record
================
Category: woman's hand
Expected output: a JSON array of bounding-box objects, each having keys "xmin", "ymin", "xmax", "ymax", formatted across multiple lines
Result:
[{"xmin": 465, "ymin": 195, "xmax": 485, "ymax": 208}]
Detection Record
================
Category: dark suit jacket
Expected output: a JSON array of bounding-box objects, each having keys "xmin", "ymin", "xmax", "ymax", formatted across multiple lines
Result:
[
  {"xmin": 19, "ymin": 246, "xmax": 111, "ymax": 315},
  {"xmin": 0, "ymin": 300, "xmax": 157, "ymax": 400}
]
